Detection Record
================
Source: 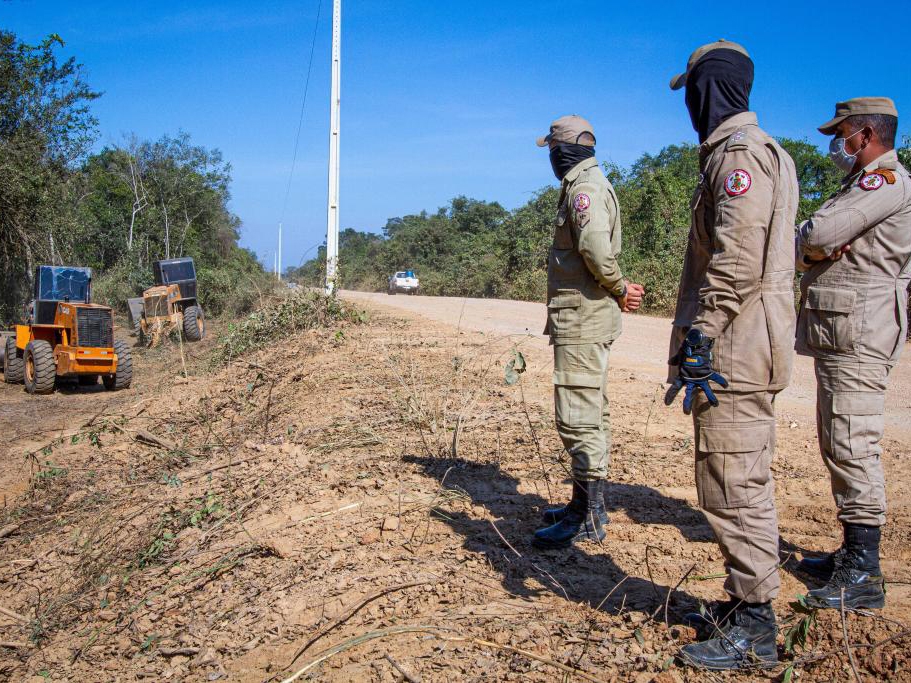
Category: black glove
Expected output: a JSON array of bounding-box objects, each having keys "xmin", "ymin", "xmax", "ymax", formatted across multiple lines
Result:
[{"xmin": 664, "ymin": 328, "xmax": 728, "ymax": 415}]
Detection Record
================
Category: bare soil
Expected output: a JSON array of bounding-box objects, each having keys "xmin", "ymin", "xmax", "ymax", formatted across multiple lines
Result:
[{"xmin": 1, "ymin": 297, "xmax": 910, "ymax": 682}]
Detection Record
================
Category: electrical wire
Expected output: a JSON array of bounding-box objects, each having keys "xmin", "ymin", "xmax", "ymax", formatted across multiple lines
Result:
[{"xmin": 280, "ymin": 0, "xmax": 323, "ymax": 225}]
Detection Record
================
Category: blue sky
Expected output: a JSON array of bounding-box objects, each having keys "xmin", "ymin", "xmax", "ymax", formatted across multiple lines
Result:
[{"xmin": 4, "ymin": 1, "xmax": 910, "ymax": 270}]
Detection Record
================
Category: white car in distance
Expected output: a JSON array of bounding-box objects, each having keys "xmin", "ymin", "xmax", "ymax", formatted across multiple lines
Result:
[{"xmin": 387, "ymin": 270, "xmax": 419, "ymax": 295}]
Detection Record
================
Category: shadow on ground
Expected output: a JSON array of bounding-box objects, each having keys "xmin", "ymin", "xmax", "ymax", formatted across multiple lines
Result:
[{"xmin": 405, "ymin": 455, "xmax": 715, "ymax": 620}]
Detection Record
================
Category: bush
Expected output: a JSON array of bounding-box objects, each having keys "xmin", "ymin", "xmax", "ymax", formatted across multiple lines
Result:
[
  {"xmin": 214, "ymin": 290, "xmax": 364, "ymax": 364},
  {"xmin": 92, "ymin": 257, "xmax": 154, "ymax": 313}
]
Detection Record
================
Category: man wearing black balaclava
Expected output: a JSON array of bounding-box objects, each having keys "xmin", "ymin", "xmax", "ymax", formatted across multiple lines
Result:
[
  {"xmin": 664, "ymin": 41, "xmax": 800, "ymax": 671},
  {"xmin": 530, "ymin": 115, "xmax": 644, "ymax": 551}
]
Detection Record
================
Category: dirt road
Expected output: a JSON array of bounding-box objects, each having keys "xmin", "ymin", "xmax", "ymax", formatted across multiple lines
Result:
[
  {"xmin": 2, "ymin": 294, "xmax": 911, "ymax": 681},
  {"xmin": 342, "ymin": 290, "xmax": 911, "ymax": 440}
]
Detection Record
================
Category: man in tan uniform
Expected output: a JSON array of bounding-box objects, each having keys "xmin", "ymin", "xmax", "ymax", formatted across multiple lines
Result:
[
  {"xmin": 532, "ymin": 115, "xmax": 644, "ymax": 550},
  {"xmin": 795, "ymin": 97, "xmax": 911, "ymax": 611},
  {"xmin": 664, "ymin": 41, "xmax": 799, "ymax": 670}
]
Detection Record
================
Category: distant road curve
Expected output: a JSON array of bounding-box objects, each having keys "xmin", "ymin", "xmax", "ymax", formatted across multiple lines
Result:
[{"xmin": 340, "ymin": 290, "xmax": 911, "ymax": 440}]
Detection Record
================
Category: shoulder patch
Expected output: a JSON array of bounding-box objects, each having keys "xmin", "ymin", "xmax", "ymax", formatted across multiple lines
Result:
[
  {"xmin": 725, "ymin": 130, "xmax": 749, "ymax": 151},
  {"xmin": 724, "ymin": 169, "xmax": 752, "ymax": 196},
  {"xmin": 859, "ymin": 173, "xmax": 885, "ymax": 192},
  {"xmin": 573, "ymin": 193, "xmax": 591, "ymax": 212}
]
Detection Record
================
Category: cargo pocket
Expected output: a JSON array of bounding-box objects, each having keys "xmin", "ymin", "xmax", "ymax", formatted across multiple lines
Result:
[
  {"xmin": 828, "ymin": 392, "xmax": 885, "ymax": 461},
  {"xmin": 547, "ymin": 289, "xmax": 583, "ymax": 340},
  {"xmin": 553, "ymin": 369, "xmax": 602, "ymax": 429},
  {"xmin": 803, "ymin": 286, "xmax": 856, "ymax": 353},
  {"xmin": 696, "ymin": 424, "xmax": 773, "ymax": 509}
]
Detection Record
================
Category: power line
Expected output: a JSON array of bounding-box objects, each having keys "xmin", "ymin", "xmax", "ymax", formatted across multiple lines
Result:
[{"xmin": 280, "ymin": 0, "xmax": 323, "ymax": 225}]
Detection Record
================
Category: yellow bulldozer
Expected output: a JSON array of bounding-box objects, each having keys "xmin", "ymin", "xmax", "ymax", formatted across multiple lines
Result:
[
  {"xmin": 1, "ymin": 266, "xmax": 132, "ymax": 394},
  {"xmin": 128, "ymin": 257, "xmax": 205, "ymax": 344}
]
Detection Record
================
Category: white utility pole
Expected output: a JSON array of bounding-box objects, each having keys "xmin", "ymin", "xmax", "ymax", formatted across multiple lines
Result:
[
  {"xmin": 324, "ymin": 0, "xmax": 341, "ymax": 294},
  {"xmin": 277, "ymin": 222, "xmax": 283, "ymax": 282}
]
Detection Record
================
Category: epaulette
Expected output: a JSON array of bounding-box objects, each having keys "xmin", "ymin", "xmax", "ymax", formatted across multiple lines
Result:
[
  {"xmin": 872, "ymin": 168, "xmax": 896, "ymax": 184},
  {"xmin": 724, "ymin": 130, "xmax": 750, "ymax": 152}
]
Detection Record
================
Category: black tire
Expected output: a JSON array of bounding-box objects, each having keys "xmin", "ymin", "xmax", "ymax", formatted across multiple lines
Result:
[
  {"xmin": 183, "ymin": 305, "xmax": 205, "ymax": 341},
  {"xmin": 103, "ymin": 340, "xmax": 132, "ymax": 390},
  {"xmin": 24, "ymin": 340, "xmax": 56, "ymax": 394},
  {"xmin": 131, "ymin": 316, "xmax": 141, "ymax": 337},
  {"xmin": 4, "ymin": 336, "xmax": 24, "ymax": 384}
]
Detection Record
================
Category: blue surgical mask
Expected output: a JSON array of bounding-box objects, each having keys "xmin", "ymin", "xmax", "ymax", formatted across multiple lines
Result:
[{"xmin": 828, "ymin": 129, "xmax": 864, "ymax": 174}]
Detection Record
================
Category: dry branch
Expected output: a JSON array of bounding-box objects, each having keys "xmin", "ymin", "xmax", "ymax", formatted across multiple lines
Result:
[
  {"xmin": 286, "ymin": 581, "xmax": 429, "ymax": 666},
  {"xmin": 384, "ymin": 653, "xmax": 422, "ymax": 682},
  {"xmin": 0, "ymin": 606, "xmax": 29, "ymax": 623}
]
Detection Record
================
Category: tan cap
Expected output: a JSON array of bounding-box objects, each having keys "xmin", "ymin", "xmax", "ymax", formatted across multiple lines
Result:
[
  {"xmin": 817, "ymin": 97, "xmax": 899, "ymax": 134},
  {"xmin": 669, "ymin": 39, "xmax": 750, "ymax": 91},
  {"xmin": 536, "ymin": 115, "xmax": 596, "ymax": 147}
]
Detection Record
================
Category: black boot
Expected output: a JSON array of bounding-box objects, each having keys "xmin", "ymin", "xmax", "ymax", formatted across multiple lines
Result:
[
  {"xmin": 797, "ymin": 547, "xmax": 844, "ymax": 582},
  {"xmin": 542, "ymin": 479, "xmax": 608, "ymax": 526},
  {"xmin": 683, "ymin": 598, "xmax": 738, "ymax": 641},
  {"xmin": 678, "ymin": 601, "xmax": 778, "ymax": 671},
  {"xmin": 532, "ymin": 479, "xmax": 606, "ymax": 549},
  {"xmin": 806, "ymin": 524, "xmax": 885, "ymax": 610}
]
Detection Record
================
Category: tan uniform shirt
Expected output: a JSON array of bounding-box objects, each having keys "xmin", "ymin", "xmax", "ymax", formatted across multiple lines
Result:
[
  {"xmin": 796, "ymin": 150, "xmax": 911, "ymax": 364},
  {"xmin": 546, "ymin": 157, "xmax": 625, "ymax": 344},
  {"xmin": 669, "ymin": 112, "xmax": 799, "ymax": 391}
]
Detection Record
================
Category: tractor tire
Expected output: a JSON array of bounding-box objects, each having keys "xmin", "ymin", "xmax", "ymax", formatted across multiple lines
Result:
[
  {"xmin": 183, "ymin": 305, "xmax": 205, "ymax": 341},
  {"xmin": 3, "ymin": 336, "xmax": 24, "ymax": 384},
  {"xmin": 132, "ymin": 316, "xmax": 141, "ymax": 337},
  {"xmin": 24, "ymin": 340, "xmax": 56, "ymax": 394},
  {"xmin": 103, "ymin": 340, "xmax": 133, "ymax": 391}
]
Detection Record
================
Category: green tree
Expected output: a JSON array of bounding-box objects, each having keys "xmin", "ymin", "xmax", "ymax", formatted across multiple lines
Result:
[{"xmin": 0, "ymin": 31, "xmax": 100, "ymax": 321}]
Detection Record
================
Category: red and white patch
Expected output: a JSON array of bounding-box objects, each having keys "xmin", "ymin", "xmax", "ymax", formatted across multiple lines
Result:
[
  {"xmin": 859, "ymin": 173, "xmax": 885, "ymax": 191},
  {"xmin": 724, "ymin": 169, "xmax": 752, "ymax": 196},
  {"xmin": 573, "ymin": 193, "xmax": 591, "ymax": 212}
]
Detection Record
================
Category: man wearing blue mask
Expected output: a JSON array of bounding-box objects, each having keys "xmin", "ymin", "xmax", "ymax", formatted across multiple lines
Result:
[{"xmin": 795, "ymin": 97, "xmax": 911, "ymax": 611}]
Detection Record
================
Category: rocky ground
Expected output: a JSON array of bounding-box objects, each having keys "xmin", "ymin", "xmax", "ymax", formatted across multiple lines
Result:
[{"xmin": 1, "ymin": 294, "xmax": 910, "ymax": 682}]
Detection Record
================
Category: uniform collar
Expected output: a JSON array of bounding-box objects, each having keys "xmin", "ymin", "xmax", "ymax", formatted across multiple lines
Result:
[
  {"xmin": 863, "ymin": 148, "xmax": 898, "ymax": 172},
  {"xmin": 562, "ymin": 157, "xmax": 599, "ymax": 184},
  {"xmin": 699, "ymin": 111, "xmax": 758, "ymax": 156},
  {"xmin": 843, "ymin": 149, "xmax": 899, "ymax": 187}
]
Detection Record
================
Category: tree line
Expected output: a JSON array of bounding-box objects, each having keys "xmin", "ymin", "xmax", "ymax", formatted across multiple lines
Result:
[
  {"xmin": 291, "ymin": 137, "xmax": 910, "ymax": 316},
  {"xmin": 0, "ymin": 31, "xmax": 267, "ymax": 324}
]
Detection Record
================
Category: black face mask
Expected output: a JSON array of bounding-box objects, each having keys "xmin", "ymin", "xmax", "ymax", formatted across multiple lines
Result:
[
  {"xmin": 684, "ymin": 49, "xmax": 754, "ymax": 143},
  {"xmin": 549, "ymin": 143, "xmax": 595, "ymax": 180}
]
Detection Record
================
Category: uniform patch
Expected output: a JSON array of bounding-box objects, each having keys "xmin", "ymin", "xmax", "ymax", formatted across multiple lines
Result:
[
  {"xmin": 573, "ymin": 193, "xmax": 591, "ymax": 212},
  {"xmin": 724, "ymin": 169, "xmax": 752, "ymax": 196},
  {"xmin": 859, "ymin": 173, "xmax": 885, "ymax": 191}
]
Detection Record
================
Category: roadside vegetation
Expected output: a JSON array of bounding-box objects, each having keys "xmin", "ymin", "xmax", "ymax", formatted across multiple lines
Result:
[
  {"xmin": 290, "ymin": 137, "xmax": 911, "ymax": 316},
  {"xmin": 0, "ymin": 31, "xmax": 270, "ymax": 325}
]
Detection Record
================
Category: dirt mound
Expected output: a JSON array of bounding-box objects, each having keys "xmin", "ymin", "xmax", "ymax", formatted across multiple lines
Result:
[{"xmin": 2, "ymin": 299, "xmax": 910, "ymax": 681}]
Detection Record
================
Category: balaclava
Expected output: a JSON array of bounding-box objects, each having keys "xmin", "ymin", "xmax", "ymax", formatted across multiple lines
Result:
[
  {"xmin": 684, "ymin": 48, "xmax": 754, "ymax": 143},
  {"xmin": 549, "ymin": 143, "xmax": 595, "ymax": 181}
]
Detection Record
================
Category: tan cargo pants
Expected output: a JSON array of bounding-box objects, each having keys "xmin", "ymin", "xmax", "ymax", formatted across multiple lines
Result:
[
  {"xmin": 814, "ymin": 358, "xmax": 889, "ymax": 527},
  {"xmin": 692, "ymin": 390, "xmax": 780, "ymax": 603},
  {"xmin": 553, "ymin": 342, "xmax": 611, "ymax": 481}
]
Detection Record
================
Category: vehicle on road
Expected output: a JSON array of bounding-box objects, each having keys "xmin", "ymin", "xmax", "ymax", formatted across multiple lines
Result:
[
  {"xmin": 2, "ymin": 265, "xmax": 131, "ymax": 394},
  {"xmin": 387, "ymin": 270, "xmax": 419, "ymax": 295},
  {"xmin": 128, "ymin": 257, "xmax": 205, "ymax": 343}
]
